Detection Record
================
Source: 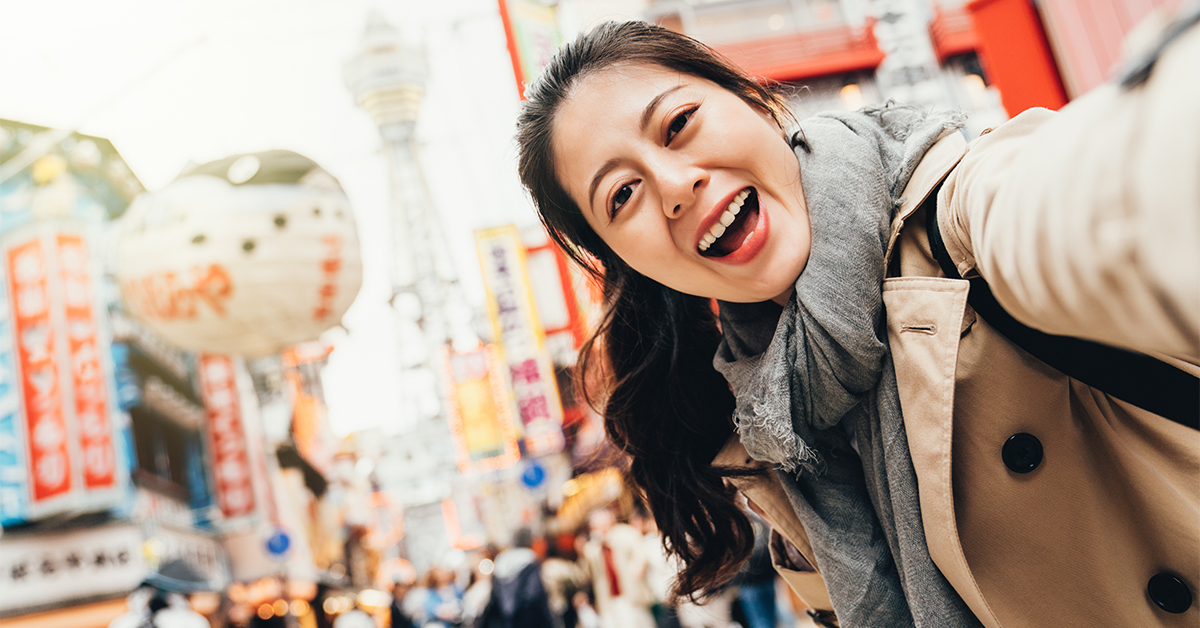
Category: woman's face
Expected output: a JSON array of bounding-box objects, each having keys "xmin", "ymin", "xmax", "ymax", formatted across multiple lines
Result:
[{"xmin": 553, "ymin": 63, "xmax": 810, "ymax": 304}]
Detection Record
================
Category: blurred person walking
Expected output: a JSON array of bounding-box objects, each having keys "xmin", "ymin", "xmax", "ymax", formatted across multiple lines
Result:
[
  {"xmin": 477, "ymin": 528, "xmax": 556, "ymax": 628},
  {"xmin": 334, "ymin": 606, "xmax": 376, "ymax": 628},
  {"xmin": 675, "ymin": 588, "xmax": 738, "ymax": 628},
  {"xmin": 630, "ymin": 505, "xmax": 681, "ymax": 628},
  {"xmin": 108, "ymin": 560, "xmax": 212, "ymax": 628},
  {"xmin": 734, "ymin": 514, "xmax": 778, "ymax": 628},
  {"xmin": 391, "ymin": 575, "xmax": 419, "ymax": 628},
  {"xmin": 108, "ymin": 587, "xmax": 209, "ymax": 628},
  {"xmin": 541, "ymin": 533, "xmax": 590, "ymax": 628},
  {"xmin": 581, "ymin": 508, "xmax": 655, "ymax": 628},
  {"xmin": 415, "ymin": 565, "xmax": 465, "ymax": 627},
  {"xmin": 573, "ymin": 591, "xmax": 602, "ymax": 628},
  {"xmin": 462, "ymin": 547, "xmax": 498, "ymax": 628}
]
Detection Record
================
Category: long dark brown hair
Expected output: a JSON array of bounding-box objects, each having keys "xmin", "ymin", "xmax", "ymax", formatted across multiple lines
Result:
[{"xmin": 515, "ymin": 21, "xmax": 793, "ymax": 601}]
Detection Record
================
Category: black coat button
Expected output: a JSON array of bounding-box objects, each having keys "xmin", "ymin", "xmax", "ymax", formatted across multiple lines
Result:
[
  {"xmin": 1148, "ymin": 573, "xmax": 1192, "ymax": 614},
  {"xmin": 1002, "ymin": 433, "xmax": 1042, "ymax": 473}
]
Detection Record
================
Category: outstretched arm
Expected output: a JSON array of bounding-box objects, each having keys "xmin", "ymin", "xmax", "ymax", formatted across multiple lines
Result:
[{"xmin": 939, "ymin": 20, "xmax": 1199, "ymax": 363}]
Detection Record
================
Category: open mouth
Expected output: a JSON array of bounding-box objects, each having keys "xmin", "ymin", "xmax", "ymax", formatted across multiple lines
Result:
[{"xmin": 699, "ymin": 187, "xmax": 759, "ymax": 258}]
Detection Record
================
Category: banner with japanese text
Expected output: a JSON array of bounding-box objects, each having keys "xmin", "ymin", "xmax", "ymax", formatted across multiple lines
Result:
[
  {"xmin": 7, "ymin": 236, "xmax": 71, "ymax": 503},
  {"xmin": 198, "ymin": 354, "xmax": 257, "ymax": 519},
  {"xmin": 475, "ymin": 225, "xmax": 565, "ymax": 456}
]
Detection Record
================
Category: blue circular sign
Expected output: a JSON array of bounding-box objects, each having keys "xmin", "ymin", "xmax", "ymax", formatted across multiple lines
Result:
[
  {"xmin": 266, "ymin": 529, "xmax": 291, "ymax": 557},
  {"xmin": 521, "ymin": 461, "xmax": 546, "ymax": 488}
]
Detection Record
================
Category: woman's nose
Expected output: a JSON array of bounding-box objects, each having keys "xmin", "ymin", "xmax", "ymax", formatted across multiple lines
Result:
[{"xmin": 660, "ymin": 164, "xmax": 708, "ymax": 219}]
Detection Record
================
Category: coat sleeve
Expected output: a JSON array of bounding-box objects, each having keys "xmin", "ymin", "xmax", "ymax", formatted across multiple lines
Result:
[{"xmin": 938, "ymin": 21, "xmax": 1200, "ymax": 363}]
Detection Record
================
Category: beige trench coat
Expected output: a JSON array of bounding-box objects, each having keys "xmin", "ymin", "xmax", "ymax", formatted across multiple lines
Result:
[{"xmin": 716, "ymin": 21, "xmax": 1200, "ymax": 628}]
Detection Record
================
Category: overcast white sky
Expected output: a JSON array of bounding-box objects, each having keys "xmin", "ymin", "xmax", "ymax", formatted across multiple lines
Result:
[{"xmin": 0, "ymin": 0, "xmax": 643, "ymax": 436}]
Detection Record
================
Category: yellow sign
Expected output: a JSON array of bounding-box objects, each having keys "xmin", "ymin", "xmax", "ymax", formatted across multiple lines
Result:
[{"xmin": 442, "ymin": 345, "xmax": 520, "ymax": 473}]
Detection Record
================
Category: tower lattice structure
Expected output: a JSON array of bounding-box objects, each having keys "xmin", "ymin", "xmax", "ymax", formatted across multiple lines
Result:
[{"xmin": 344, "ymin": 11, "xmax": 468, "ymax": 572}]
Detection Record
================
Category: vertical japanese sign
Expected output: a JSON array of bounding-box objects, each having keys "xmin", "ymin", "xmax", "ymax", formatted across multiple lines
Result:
[
  {"xmin": 475, "ymin": 225, "xmax": 565, "ymax": 456},
  {"xmin": 7, "ymin": 237, "xmax": 72, "ymax": 502},
  {"xmin": 442, "ymin": 345, "xmax": 520, "ymax": 473},
  {"xmin": 0, "ymin": 261, "xmax": 29, "ymax": 523},
  {"xmin": 198, "ymin": 354, "xmax": 256, "ymax": 519},
  {"xmin": 57, "ymin": 234, "xmax": 115, "ymax": 489}
]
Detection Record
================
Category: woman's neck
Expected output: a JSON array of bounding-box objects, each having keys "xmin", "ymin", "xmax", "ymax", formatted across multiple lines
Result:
[{"xmin": 771, "ymin": 285, "xmax": 795, "ymax": 307}]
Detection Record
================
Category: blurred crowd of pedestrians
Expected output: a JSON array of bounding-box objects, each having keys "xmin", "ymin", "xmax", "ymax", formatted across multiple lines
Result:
[{"xmin": 385, "ymin": 505, "xmax": 814, "ymax": 628}]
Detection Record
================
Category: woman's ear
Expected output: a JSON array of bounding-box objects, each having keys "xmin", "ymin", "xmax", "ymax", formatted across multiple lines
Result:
[{"xmin": 790, "ymin": 129, "xmax": 810, "ymax": 153}]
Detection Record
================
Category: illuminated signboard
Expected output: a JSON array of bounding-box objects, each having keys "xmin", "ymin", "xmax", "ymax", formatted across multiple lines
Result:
[{"xmin": 442, "ymin": 345, "xmax": 520, "ymax": 473}]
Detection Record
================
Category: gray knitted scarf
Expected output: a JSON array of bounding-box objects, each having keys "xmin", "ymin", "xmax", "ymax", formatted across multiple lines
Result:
[{"xmin": 713, "ymin": 105, "xmax": 982, "ymax": 627}]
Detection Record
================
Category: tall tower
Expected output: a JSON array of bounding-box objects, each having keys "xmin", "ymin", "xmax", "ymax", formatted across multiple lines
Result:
[{"xmin": 344, "ymin": 11, "xmax": 467, "ymax": 572}]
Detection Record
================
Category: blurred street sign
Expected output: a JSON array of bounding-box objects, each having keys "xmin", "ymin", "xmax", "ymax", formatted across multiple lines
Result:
[
  {"xmin": 521, "ymin": 460, "xmax": 546, "ymax": 489},
  {"xmin": 265, "ymin": 528, "xmax": 291, "ymax": 559}
]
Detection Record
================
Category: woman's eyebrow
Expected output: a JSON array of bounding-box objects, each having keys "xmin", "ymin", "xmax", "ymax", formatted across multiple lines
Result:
[
  {"xmin": 588, "ymin": 157, "xmax": 622, "ymax": 213},
  {"xmin": 641, "ymin": 85, "xmax": 686, "ymax": 131}
]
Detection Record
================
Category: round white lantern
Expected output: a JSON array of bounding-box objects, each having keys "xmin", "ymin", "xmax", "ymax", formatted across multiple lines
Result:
[{"xmin": 115, "ymin": 150, "xmax": 363, "ymax": 356}]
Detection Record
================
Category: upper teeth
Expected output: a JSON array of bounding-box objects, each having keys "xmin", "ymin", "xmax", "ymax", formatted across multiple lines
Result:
[{"xmin": 699, "ymin": 189, "xmax": 750, "ymax": 252}]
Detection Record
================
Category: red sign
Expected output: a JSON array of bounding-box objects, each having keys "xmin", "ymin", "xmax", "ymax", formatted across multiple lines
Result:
[
  {"xmin": 198, "ymin": 355, "xmax": 256, "ymax": 518},
  {"xmin": 7, "ymin": 238, "xmax": 72, "ymax": 501},
  {"xmin": 56, "ymin": 235, "xmax": 115, "ymax": 489}
]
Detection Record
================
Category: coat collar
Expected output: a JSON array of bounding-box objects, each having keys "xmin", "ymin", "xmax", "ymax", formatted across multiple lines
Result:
[{"xmin": 884, "ymin": 130, "xmax": 969, "ymax": 269}]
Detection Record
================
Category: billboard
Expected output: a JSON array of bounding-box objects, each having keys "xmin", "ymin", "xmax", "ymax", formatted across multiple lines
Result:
[
  {"xmin": 475, "ymin": 225, "xmax": 564, "ymax": 456},
  {"xmin": 1, "ymin": 226, "xmax": 124, "ymax": 521}
]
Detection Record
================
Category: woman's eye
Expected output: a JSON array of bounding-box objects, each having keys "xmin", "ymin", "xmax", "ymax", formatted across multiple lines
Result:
[
  {"xmin": 611, "ymin": 184, "xmax": 634, "ymax": 217},
  {"xmin": 666, "ymin": 108, "xmax": 696, "ymax": 144}
]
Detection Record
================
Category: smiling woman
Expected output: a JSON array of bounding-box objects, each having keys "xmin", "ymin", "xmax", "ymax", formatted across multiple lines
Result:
[
  {"xmin": 516, "ymin": 18, "xmax": 1200, "ymax": 628},
  {"xmin": 551, "ymin": 63, "xmax": 810, "ymax": 304},
  {"xmin": 515, "ymin": 22, "xmax": 799, "ymax": 600}
]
